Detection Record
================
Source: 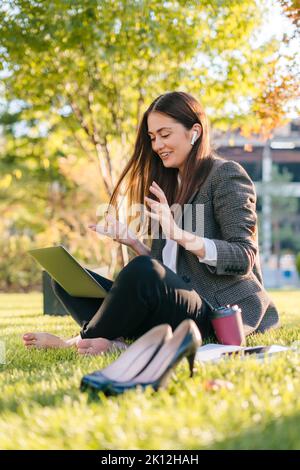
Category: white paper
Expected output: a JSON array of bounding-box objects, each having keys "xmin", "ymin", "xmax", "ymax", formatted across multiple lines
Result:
[{"xmin": 195, "ymin": 343, "xmax": 289, "ymax": 363}]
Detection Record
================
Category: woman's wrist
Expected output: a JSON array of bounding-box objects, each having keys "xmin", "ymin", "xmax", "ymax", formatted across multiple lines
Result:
[
  {"xmin": 128, "ymin": 235, "xmax": 138, "ymax": 249},
  {"xmin": 129, "ymin": 237, "xmax": 140, "ymax": 252},
  {"xmin": 131, "ymin": 238, "xmax": 150, "ymax": 256},
  {"xmin": 171, "ymin": 224, "xmax": 184, "ymax": 243}
]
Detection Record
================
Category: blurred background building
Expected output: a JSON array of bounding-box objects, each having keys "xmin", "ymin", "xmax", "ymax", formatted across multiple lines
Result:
[{"xmin": 214, "ymin": 119, "xmax": 300, "ymax": 288}]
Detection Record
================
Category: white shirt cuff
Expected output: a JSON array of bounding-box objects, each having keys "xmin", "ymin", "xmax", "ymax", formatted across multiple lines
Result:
[{"xmin": 197, "ymin": 238, "xmax": 217, "ymax": 267}]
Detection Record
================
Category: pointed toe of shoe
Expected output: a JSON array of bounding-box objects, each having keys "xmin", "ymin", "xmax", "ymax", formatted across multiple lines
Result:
[{"xmin": 80, "ymin": 371, "xmax": 111, "ymax": 393}]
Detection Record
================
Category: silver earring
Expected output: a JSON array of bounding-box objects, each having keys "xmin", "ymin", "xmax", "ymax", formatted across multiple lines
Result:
[{"xmin": 190, "ymin": 131, "xmax": 197, "ymax": 146}]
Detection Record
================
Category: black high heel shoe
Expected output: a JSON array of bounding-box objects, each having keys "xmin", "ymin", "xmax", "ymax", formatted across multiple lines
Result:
[
  {"xmin": 80, "ymin": 324, "xmax": 172, "ymax": 392},
  {"xmin": 81, "ymin": 319, "xmax": 202, "ymax": 396}
]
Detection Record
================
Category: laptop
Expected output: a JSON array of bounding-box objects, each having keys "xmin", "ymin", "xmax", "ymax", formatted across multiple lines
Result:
[{"xmin": 29, "ymin": 245, "xmax": 108, "ymax": 298}]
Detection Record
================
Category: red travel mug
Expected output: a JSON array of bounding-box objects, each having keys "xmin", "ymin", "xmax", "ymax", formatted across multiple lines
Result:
[{"xmin": 210, "ymin": 304, "xmax": 246, "ymax": 346}]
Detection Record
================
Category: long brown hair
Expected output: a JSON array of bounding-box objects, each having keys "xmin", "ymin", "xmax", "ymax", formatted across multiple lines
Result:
[{"xmin": 109, "ymin": 91, "xmax": 215, "ymax": 230}]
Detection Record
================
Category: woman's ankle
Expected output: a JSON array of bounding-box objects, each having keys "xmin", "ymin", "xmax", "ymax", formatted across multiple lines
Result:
[{"xmin": 66, "ymin": 334, "xmax": 81, "ymax": 347}]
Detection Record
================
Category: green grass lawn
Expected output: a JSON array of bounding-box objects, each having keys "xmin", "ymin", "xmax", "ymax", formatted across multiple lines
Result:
[{"xmin": 0, "ymin": 290, "xmax": 299, "ymax": 450}]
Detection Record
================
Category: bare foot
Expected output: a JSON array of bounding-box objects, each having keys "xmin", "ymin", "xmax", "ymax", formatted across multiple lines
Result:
[
  {"xmin": 76, "ymin": 337, "xmax": 128, "ymax": 355},
  {"xmin": 23, "ymin": 332, "xmax": 80, "ymax": 349}
]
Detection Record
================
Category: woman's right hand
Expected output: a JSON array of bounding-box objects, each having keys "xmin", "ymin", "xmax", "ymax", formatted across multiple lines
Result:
[{"xmin": 88, "ymin": 214, "xmax": 137, "ymax": 249}]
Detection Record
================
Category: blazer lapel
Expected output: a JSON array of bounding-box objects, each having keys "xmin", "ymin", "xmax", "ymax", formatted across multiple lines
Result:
[{"xmin": 178, "ymin": 186, "xmax": 206, "ymax": 228}]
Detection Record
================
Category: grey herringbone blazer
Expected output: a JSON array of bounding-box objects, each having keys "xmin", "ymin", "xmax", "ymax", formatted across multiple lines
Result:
[{"xmin": 150, "ymin": 157, "xmax": 280, "ymax": 335}]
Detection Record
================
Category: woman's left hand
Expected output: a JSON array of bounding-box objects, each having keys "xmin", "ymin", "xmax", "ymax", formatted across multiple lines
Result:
[{"xmin": 145, "ymin": 181, "xmax": 180, "ymax": 240}]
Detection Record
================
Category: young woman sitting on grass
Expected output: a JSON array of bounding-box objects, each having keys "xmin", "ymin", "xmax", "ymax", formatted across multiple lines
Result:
[{"xmin": 23, "ymin": 91, "xmax": 279, "ymax": 355}]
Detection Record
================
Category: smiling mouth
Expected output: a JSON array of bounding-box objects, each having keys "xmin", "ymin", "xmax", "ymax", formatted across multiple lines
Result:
[{"xmin": 160, "ymin": 152, "xmax": 172, "ymax": 159}]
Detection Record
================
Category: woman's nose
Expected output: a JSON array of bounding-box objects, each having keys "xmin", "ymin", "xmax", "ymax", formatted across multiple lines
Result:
[{"xmin": 152, "ymin": 137, "xmax": 165, "ymax": 152}]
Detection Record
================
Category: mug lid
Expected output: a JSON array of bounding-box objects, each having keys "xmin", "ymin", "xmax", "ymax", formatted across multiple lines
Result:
[{"xmin": 210, "ymin": 304, "xmax": 241, "ymax": 319}]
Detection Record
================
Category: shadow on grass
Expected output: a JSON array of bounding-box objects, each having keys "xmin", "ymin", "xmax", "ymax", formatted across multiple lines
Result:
[{"xmin": 205, "ymin": 411, "xmax": 300, "ymax": 450}]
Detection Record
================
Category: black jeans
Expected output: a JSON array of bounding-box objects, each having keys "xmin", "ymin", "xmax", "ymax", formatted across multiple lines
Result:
[{"xmin": 51, "ymin": 255, "xmax": 214, "ymax": 341}]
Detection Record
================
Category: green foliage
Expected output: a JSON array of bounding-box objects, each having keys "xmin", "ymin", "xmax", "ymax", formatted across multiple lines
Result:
[
  {"xmin": 295, "ymin": 253, "xmax": 300, "ymax": 276},
  {"xmin": 0, "ymin": 290, "xmax": 299, "ymax": 449},
  {"xmin": 0, "ymin": 0, "xmax": 294, "ymax": 289},
  {"xmin": 0, "ymin": 0, "xmax": 279, "ymax": 131},
  {"xmin": 0, "ymin": 107, "xmax": 115, "ymax": 291},
  {"xmin": 0, "ymin": 234, "xmax": 40, "ymax": 292}
]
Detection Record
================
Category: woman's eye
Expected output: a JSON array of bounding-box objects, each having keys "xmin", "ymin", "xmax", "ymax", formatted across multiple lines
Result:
[{"xmin": 150, "ymin": 134, "xmax": 170, "ymax": 142}]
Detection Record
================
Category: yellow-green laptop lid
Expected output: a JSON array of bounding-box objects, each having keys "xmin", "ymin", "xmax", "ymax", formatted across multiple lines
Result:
[{"xmin": 29, "ymin": 245, "xmax": 107, "ymax": 298}]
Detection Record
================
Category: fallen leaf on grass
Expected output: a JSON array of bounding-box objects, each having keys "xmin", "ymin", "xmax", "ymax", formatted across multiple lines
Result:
[{"xmin": 203, "ymin": 379, "xmax": 234, "ymax": 391}]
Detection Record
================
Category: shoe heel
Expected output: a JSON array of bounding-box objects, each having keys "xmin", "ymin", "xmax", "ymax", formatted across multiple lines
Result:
[{"xmin": 187, "ymin": 351, "xmax": 196, "ymax": 377}]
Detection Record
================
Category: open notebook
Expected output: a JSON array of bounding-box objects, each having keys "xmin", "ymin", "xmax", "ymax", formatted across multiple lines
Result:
[{"xmin": 196, "ymin": 344, "xmax": 290, "ymax": 363}]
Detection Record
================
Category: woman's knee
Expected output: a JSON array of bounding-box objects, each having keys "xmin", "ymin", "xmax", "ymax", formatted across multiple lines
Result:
[
  {"xmin": 127, "ymin": 255, "xmax": 155, "ymax": 269},
  {"xmin": 123, "ymin": 255, "xmax": 163, "ymax": 279}
]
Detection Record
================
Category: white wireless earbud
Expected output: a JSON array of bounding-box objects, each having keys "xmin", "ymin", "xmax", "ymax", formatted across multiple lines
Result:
[{"xmin": 190, "ymin": 131, "xmax": 198, "ymax": 146}]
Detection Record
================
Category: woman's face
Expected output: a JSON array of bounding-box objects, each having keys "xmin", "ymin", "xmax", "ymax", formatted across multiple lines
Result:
[{"xmin": 147, "ymin": 112, "xmax": 198, "ymax": 174}]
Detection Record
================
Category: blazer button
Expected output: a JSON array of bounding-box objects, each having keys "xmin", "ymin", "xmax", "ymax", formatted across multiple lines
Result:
[{"xmin": 182, "ymin": 275, "xmax": 191, "ymax": 283}]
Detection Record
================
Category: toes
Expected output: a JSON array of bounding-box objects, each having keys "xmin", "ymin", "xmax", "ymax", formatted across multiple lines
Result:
[
  {"xmin": 23, "ymin": 339, "xmax": 37, "ymax": 346},
  {"xmin": 24, "ymin": 340, "xmax": 36, "ymax": 345},
  {"xmin": 77, "ymin": 345, "xmax": 106, "ymax": 356},
  {"xmin": 76, "ymin": 338, "xmax": 112, "ymax": 355},
  {"xmin": 23, "ymin": 333, "xmax": 35, "ymax": 340}
]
